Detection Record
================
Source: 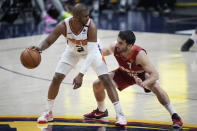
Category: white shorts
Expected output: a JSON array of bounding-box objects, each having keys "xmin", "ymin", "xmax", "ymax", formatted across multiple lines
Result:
[{"xmin": 55, "ymin": 46, "xmax": 108, "ymax": 76}]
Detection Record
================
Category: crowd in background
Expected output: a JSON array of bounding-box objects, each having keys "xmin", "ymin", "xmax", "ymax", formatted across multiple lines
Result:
[{"xmin": 0, "ymin": 0, "xmax": 176, "ymax": 24}]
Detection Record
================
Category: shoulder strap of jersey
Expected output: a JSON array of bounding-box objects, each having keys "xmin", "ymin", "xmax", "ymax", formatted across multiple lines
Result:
[
  {"xmin": 64, "ymin": 17, "xmax": 72, "ymax": 37},
  {"xmin": 86, "ymin": 19, "xmax": 91, "ymax": 33}
]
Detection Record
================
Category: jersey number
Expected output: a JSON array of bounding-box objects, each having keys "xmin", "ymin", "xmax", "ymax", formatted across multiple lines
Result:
[
  {"xmin": 76, "ymin": 45, "xmax": 84, "ymax": 52},
  {"xmin": 127, "ymin": 62, "xmax": 132, "ymax": 69}
]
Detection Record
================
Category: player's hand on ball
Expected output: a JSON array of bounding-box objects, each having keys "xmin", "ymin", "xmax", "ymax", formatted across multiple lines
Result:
[{"xmin": 28, "ymin": 46, "xmax": 42, "ymax": 53}]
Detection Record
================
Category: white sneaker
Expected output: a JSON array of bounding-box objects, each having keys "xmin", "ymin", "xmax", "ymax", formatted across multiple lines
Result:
[
  {"xmin": 115, "ymin": 115, "xmax": 127, "ymax": 126},
  {"xmin": 37, "ymin": 111, "xmax": 53, "ymax": 124}
]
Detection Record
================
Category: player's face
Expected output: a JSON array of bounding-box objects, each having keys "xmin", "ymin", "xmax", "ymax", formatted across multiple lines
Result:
[
  {"xmin": 116, "ymin": 37, "xmax": 128, "ymax": 53},
  {"xmin": 79, "ymin": 10, "xmax": 89, "ymax": 26}
]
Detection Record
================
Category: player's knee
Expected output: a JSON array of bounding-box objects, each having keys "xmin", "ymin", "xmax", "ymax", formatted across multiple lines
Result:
[
  {"xmin": 93, "ymin": 80, "xmax": 100, "ymax": 88},
  {"xmin": 150, "ymin": 83, "xmax": 161, "ymax": 93},
  {"xmin": 53, "ymin": 73, "xmax": 65, "ymax": 83},
  {"xmin": 99, "ymin": 74, "xmax": 112, "ymax": 88},
  {"xmin": 93, "ymin": 80, "xmax": 103, "ymax": 91}
]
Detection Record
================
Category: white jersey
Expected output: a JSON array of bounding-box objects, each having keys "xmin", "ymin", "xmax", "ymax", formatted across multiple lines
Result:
[
  {"xmin": 64, "ymin": 17, "xmax": 91, "ymax": 55},
  {"xmin": 56, "ymin": 17, "xmax": 108, "ymax": 76}
]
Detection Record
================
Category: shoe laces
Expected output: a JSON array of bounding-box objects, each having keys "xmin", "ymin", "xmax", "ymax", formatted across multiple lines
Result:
[
  {"xmin": 85, "ymin": 109, "xmax": 96, "ymax": 115},
  {"xmin": 42, "ymin": 111, "xmax": 52, "ymax": 117},
  {"xmin": 117, "ymin": 115, "xmax": 125, "ymax": 121}
]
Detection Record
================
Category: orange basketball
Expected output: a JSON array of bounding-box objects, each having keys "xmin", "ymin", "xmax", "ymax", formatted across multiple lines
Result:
[{"xmin": 20, "ymin": 48, "xmax": 41, "ymax": 69}]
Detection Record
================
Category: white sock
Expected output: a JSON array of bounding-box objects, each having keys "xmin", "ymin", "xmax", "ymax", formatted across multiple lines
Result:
[
  {"xmin": 113, "ymin": 101, "xmax": 124, "ymax": 116},
  {"xmin": 164, "ymin": 102, "xmax": 176, "ymax": 115},
  {"xmin": 97, "ymin": 101, "xmax": 106, "ymax": 112},
  {"xmin": 47, "ymin": 99, "xmax": 54, "ymax": 112}
]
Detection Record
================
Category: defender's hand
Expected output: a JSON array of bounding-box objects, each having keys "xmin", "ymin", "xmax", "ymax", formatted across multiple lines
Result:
[
  {"xmin": 133, "ymin": 74, "xmax": 146, "ymax": 88},
  {"xmin": 73, "ymin": 73, "xmax": 84, "ymax": 89}
]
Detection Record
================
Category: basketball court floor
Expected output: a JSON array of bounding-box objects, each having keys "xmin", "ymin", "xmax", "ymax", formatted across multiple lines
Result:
[{"xmin": 0, "ymin": 29, "xmax": 197, "ymax": 130}]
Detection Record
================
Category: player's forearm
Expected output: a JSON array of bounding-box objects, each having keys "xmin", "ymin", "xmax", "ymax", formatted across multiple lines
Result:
[
  {"xmin": 38, "ymin": 39, "xmax": 53, "ymax": 51},
  {"xmin": 79, "ymin": 42, "xmax": 98, "ymax": 74},
  {"xmin": 38, "ymin": 23, "xmax": 62, "ymax": 51},
  {"xmin": 79, "ymin": 54, "xmax": 95, "ymax": 74}
]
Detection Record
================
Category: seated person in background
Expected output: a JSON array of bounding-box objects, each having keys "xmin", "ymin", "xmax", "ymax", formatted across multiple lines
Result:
[{"xmin": 36, "ymin": 0, "xmax": 72, "ymax": 24}]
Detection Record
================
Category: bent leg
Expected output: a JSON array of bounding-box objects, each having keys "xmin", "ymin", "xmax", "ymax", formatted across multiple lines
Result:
[
  {"xmin": 48, "ymin": 72, "xmax": 65, "ymax": 99},
  {"xmin": 98, "ymin": 74, "xmax": 119, "ymax": 103},
  {"xmin": 149, "ymin": 82, "xmax": 177, "ymax": 117},
  {"xmin": 93, "ymin": 79, "xmax": 106, "ymax": 102},
  {"xmin": 98, "ymin": 74, "xmax": 127, "ymax": 126},
  {"xmin": 148, "ymin": 83, "xmax": 183, "ymax": 128},
  {"xmin": 83, "ymin": 76, "xmax": 109, "ymax": 119},
  {"xmin": 149, "ymin": 82, "xmax": 170, "ymax": 105}
]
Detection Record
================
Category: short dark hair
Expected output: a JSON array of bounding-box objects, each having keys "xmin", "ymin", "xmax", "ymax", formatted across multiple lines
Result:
[
  {"xmin": 72, "ymin": 3, "xmax": 88, "ymax": 17},
  {"xmin": 118, "ymin": 30, "xmax": 136, "ymax": 45}
]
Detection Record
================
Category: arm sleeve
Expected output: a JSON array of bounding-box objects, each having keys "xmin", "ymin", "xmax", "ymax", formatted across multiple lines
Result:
[{"xmin": 79, "ymin": 42, "xmax": 98, "ymax": 75}]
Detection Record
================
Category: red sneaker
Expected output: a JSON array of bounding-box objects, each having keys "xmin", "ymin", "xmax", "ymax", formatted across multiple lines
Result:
[
  {"xmin": 172, "ymin": 113, "xmax": 183, "ymax": 129},
  {"xmin": 83, "ymin": 108, "xmax": 108, "ymax": 119}
]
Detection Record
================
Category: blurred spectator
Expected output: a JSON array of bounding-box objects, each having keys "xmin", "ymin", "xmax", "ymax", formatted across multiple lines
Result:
[
  {"xmin": 35, "ymin": 0, "xmax": 57, "ymax": 24},
  {"xmin": 181, "ymin": 28, "xmax": 197, "ymax": 52},
  {"xmin": 62, "ymin": 0, "xmax": 75, "ymax": 13},
  {"xmin": 119, "ymin": 0, "xmax": 127, "ymax": 13},
  {"xmin": 135, "ymin": 0, "xmax": 176, "ymax": 14},
  {"xmin": 35, "ymin": 0, "xmax": 72, "ymax": 24}
]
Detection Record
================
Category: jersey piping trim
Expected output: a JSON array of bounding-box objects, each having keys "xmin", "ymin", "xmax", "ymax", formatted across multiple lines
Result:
[
  {"xmin": 69, "ymin": 18, "xmax": 84, "ymax": 36},
  {"xmin": 86, "ymin": 19, "xmax": 91, "ymax": 33},
  {"xmin": 121, "ymin": 45, "xmax": 137, "ymax": 61},
  {"xmin": 64, "ymin": 19, "xmax": 67, "ymax": 37}
]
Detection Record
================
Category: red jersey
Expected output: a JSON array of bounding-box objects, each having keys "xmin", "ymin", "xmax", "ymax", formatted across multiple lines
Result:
[
  {"xmin": 112, "ymin": 45, "xmax": 150, "ymax": 91},
  {"xmin": 114, "ymin": 45, "xmax": 146, "ymax": 77}
]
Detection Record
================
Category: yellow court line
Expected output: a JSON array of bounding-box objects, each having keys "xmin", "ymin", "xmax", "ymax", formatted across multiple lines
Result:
[
  {"xmin": 54, "ymin": 122, "xmax": 169, "ymax": 130},
  {"xmin": 0, "ymin": 115, "xmax": 197, "ymax": 128},
  {"xmin": 0, "ymin": 121, "xmax": 167, "ymax": 130},
  {"xmin": 176, "ymin": 2, "xmax": 197, "ymax": 6}
]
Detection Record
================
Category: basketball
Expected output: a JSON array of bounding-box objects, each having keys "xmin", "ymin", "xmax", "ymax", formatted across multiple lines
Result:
[{"xmin": 20, "ymin": 48, "xmax": 41, "ymax": 69}]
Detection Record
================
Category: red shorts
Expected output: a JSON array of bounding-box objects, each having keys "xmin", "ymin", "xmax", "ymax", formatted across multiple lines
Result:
[{"xmin": 112, "ymin": 68, "xmax": 145, "ymax": 91}]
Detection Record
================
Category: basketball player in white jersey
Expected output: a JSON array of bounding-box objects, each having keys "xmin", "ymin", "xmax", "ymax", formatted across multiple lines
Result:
[{"xmin": 30, "ymin": 3, "xmax": 127, "ymax": 126}]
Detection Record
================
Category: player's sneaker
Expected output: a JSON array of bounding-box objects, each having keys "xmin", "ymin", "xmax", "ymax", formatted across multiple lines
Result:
[
  {"xmin": 172, "ymin": 113, "xmax": 183, "ymax": 129},
  {"xmin": 83, "ymin": 108, "xmax": 108, "ymax": 119},
  {"xmin": 37, "ymin": 111, "xmax": 53, "ymax": 124},
  {"xmin": 115, "ymin": 115, "xmax": 127, "ymax": 126},
  {"xmin": 181, "ymin": 39, "xmax": 194, "ymax": 52}
]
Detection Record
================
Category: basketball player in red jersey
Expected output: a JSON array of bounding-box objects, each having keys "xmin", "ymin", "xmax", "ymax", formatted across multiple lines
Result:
[
  {"xmin": 29, "ymin": 3, "xmax": 126, "ymax": 126},
  {"xmin": 84, "ymin": 30, "xmax": 183, "ymax": 129}
]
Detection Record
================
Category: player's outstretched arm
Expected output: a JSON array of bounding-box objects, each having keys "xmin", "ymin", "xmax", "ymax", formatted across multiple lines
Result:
[
  {"xmin": 73, "ymin": 21, "xmax": 98, "ymax": 89},
  {"xmin": 102, "ymin": 42, "xmax": 116, "ymax": 56},
  {"xmin": 135, "ymin": 50, "xmax": 159, "ymax": 88},
  {"xmin": 79, "ymin": 21, "xmax": 98, "ymax": 75},
  {"xmin": 30, "ymin": 22, "xmax": 66, "ymax": 52}
]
